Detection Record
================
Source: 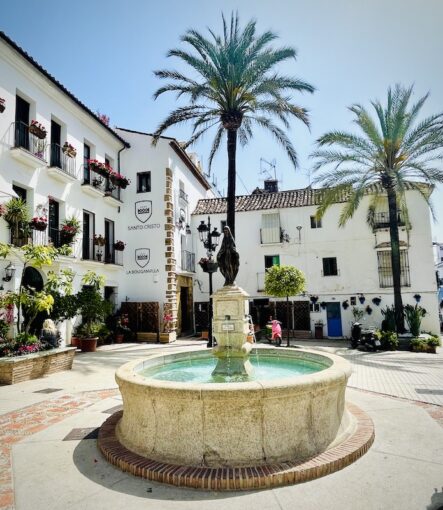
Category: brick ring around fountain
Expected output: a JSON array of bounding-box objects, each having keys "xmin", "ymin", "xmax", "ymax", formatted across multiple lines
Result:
[{"xmin": 98, "ymin": 345, "xmax": 374, "ymax": 490}]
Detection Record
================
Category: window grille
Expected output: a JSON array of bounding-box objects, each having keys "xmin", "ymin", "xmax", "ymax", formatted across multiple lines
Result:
[{"xmin": 377, "ymin": 250, "xmax": 411, "ymax": 287}]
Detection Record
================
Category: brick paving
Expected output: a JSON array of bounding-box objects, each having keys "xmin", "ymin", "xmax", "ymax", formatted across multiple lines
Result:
[{"xmin": 0, "ymin": 389, "xmax": 118, "ymax": 510}]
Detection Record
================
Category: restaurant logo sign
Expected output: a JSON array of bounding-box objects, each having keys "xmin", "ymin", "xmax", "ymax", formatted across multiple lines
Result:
[
  {"xmin": 135, "ymin": 200, "xmax": 152, "ymax": 223},
  {"xmin": 135, "ymin": 248, "xmax": 150, "ymax": 268}
]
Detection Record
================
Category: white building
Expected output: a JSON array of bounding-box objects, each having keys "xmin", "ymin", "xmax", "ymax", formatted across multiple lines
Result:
[
  {"xmin": 0, "ymin": 32, "xmax": 211, "ymax": 343},
  {"xmin": 192, "ymin": 180, "xmax": 440, "ymax": 337}
]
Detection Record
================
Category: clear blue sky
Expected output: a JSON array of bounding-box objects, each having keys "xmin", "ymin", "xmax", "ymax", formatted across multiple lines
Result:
[{"xmin": 2, "ymin": 0, "xmax": 443, "ymax": 240}]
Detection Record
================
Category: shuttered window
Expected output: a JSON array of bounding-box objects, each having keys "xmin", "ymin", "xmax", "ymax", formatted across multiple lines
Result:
[{"xmin": 261, "ymin": 213, "xmax": 281, "ymax": 244}]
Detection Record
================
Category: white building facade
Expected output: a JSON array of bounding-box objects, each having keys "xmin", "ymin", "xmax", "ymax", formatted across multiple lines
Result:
[
  {"xmin": 192, "ymin": 183, "xmax": 440, "ymax": 337},
  {"xmin": 0, "ymin": 32, "xmax": 211, "ymax": 344}
]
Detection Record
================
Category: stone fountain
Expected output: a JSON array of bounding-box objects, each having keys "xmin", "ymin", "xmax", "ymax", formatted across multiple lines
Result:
[{"xmin": 98, "ymin": 226, "xmax": 374, "ymax": 490}]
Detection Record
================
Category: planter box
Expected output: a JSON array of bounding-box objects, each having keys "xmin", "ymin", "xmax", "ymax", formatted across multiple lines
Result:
[{"xmin": 0, "ymin": 347, "xmax": 76, "ymax": 385}]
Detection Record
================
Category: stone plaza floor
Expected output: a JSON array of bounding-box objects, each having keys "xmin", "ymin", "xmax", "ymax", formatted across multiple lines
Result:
[{"xmin": 0, "ymin": 339, "xmax": 442, "ymax": 510}]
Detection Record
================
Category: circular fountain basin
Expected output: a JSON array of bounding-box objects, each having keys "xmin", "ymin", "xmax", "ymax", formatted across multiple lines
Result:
[{"xmin": 114, "ymin": 348, "xmax": 354, "ymax": 468}]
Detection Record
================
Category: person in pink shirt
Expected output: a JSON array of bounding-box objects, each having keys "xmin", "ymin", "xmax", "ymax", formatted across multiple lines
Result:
[{"xmin": 268, "ymin": 316, "xmax": 282, "ymax": 346}]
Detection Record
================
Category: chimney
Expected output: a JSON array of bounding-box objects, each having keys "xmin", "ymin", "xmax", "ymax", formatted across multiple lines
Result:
[{"xmin": 264, "ymin": 179, "xmax": 278, "ymax": 193}]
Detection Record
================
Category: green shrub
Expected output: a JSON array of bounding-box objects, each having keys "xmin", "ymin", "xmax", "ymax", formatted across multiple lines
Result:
[
  {"xmin": 381, "ymin": 305, "xmax": 396, "ymax": 332},
  {"xmin": 0, "ymin": 319, "xmax": 10, "ymax": 339},
  {"xmin": 410, "ymin": 336, "xmax": 441, "ymax": 352},
  {"xmin": 404, "ymin": 304, "xmax": 426, "ymax": 337},
  {"xmin": 374, "ymin": 330, "xmax": 398, "ymax": 350}
]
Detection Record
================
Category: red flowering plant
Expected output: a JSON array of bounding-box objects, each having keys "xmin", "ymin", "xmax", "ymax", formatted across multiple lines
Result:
[
  {"xmin": 29, "ymin": 120, "xmax": 47, "ymax": 139},
  {"xmin": 110, "ymin": 172, "xmax": 130, "ymax": 189},
  {"xmin": 113, "ymin": 240, "xmax": 125, "ymax": 251},
  {"xmin": 30, "ymin": 215, "xmax": 48, "ymax": 231},
  {"xmin": 88, "ymin": 159, "xmax": 113, "ymax": 178},
  {"xmin": 60, "ymin": 216, "xmax": 81, "ymax": 245}
]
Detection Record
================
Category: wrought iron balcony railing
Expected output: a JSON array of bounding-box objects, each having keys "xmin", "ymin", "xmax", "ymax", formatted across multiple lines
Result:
[
  {"xmin": 49, "ymin": 143, "xmax": 77, "ymax": 178},
  {"xmin": 179, "ymin": 188, "xmax": 189, "ymax": 203},
  {"xmin": 82, "ymin": 165, "xmax": 121, "ymax": 201},
  {"xmin": 373, "ymin": 212, "xmax": 405, "ymax": 229},
  {"xmin": 82, "ymin": 237, "xmax": 123, "ymax": 266},
  {"xmin": 13, "ymin": 121, "xmax": 48, "ymax": 161}
]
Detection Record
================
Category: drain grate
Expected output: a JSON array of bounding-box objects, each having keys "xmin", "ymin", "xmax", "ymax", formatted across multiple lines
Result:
[
  {"xmin": 103, "ymin": 405, "xmax": 123, "ymax": 414},
  {"xmin": 33, "ymin": 388, "xmax": 63, "ymax": 394},
  {"xmin": 63, "ymin": 427, "xmax": 100, "ymax": 441},
  {"xmin": 415, "ymin": 389, "xmax": 443, "ymax": 395}
]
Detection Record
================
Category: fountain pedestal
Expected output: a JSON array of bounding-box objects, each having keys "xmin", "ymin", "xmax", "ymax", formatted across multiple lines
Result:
[{"xmin": 212, "ymin": 285, "xmax": 252, "ymax": 377}]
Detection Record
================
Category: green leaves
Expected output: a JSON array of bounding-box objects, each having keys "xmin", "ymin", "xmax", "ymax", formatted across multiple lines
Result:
[{"xmin": 264, "ymin": 265, "xmax": 306, "ymax": 298}]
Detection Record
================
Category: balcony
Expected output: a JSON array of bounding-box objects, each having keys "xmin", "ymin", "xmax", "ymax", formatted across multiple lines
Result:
[
  {"xmin": 10, "ymin": 228, "xmax": 48, "ymax": 248},
  {"xmin": 10, "ymin": 121, "xmax": 48, "ymax": 169},
  {"xmin": 180, "ymin": 250, "xmax": 195, "ymax": 272},
  {"xmin": 179, "ymin": 189, "xmax": 189, "ymax": 203},
  {"xmin": 81, "ymin": 165, "xmax": 122, "ymax": 204},
  {"xmin": 82, "ymin": 237, "xmax": 123, "ymax": 266},
  {"xmin": 373, "ymin": 211, "xmax": 405, "ymax": 230},
  {"xmin": 47, "ymin": 144, "xmax": 78, "ymax": 183}
]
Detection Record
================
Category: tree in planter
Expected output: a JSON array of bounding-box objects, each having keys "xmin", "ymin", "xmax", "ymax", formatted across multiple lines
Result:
[
  {"xmin": 46, "ymin": 269, "xmax": 78, "ymax": 325},
  {"xmin": 0, "ymin": 243, "xmax": 71, "ymax": 336},
  {"xmin": 264, "ymin": 265, "xmax": 306, "ymax": 347},
  {"xmin": 311, "ymin": 85, "xmax": 443, "ymax": 333},
  {"xmin": 152, "ymin": 12, "xmax": 314, "ymax": 238}
]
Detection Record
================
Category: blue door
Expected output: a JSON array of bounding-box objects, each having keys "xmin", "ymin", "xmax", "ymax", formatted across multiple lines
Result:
[{"xmin": 326, "ymin": 303, "xmax": 342, "ymax": 337}]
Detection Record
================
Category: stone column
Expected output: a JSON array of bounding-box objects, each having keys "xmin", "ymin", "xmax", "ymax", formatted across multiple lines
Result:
[{"xmin": 212, "ymin": 285, "xmax": 252, "ymax": 377}]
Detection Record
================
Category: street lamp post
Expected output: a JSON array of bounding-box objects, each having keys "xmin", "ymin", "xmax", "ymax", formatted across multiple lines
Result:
[{"xmin": 197, "ymin": 216, "xmax": 221, "ymax": 347}]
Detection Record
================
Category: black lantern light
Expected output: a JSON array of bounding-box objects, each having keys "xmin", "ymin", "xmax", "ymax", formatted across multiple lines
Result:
[{"xmin": 2, "ymin": 262, "xmax": 16, "ymax": 282}]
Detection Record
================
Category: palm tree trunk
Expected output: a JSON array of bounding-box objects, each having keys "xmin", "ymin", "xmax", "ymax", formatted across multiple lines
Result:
[
  {"xmin": 226, "ymin": 129, "xmax": 237, "ymax": 238},
  {"xmin": 386, "ymin": 186, "xmax": 405, "ymax": 333}
]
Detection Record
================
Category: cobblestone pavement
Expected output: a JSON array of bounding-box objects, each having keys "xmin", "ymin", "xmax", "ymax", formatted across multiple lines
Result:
[{"xmin": 0, "ymin": 340, "xmax": 442, "ymax": 510}]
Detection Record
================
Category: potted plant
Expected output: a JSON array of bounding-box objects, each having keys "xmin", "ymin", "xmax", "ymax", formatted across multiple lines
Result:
[
  {"xmin": 372, "ymin": 297, "xmax": 382, "ymax": 306},
  {"xmin": 358, "ymin": 294, "xmax": 366, "ymax": 304},
  {"xmin": 342, "ymin": 300, "xmax": 349, "ymax": 310},
  {"xmin": 198, "ymin": 257, "xmax": 218, "ymax": 273},
  {"xmin": 110, "ymin": 172, "xmax": 131, "ymax": 189},
  {"xmin": 62, "ymin": 142, "xmax": 76, "ymax": 158},
  {"xmin": 29, "ymin": 120, "xmax": 47, "ymax": 139},
  {"xmin": 320, "ymin": 301, "xmax": 327, "ymax": 310},
  {"xmin": 76, "ymin": 271, "xmax": 106, "ymax": 352},
  {"xmin": 92, "ymin": 177, "xmax": 103, "ymax": 188},
  {"xmin": 310, "ymin": 295, "xmax": 319, "ymax": 304},
  {"xmin": 113, "ymin": 240, "xmax": 125, "ymax": 251},
  {"xmin": 365, "ymin": 305, "xmax": 373, "ymax": 315},
  {"xmin": 60, "ymin": 216, "xmax": 81, "ymax": 245},
  {"xmin": 413, "ymin": 294, "xmax": 421, "ymax": 303},
  {"xmin": 30, "ymin": 215, "xmax": 48, "ymax": 231},
  {"xmin": 0, "ymin": 98, "xmax": 5, "ymax": 113},
  {"xmin": 94, "ymin": 234, "xmax": 106, "ymax": 247},
  {"xmin": 404, "ymin": 304, "xmax": 427, "ymax": 337},
  {"xmin": 88, "ymin": 159, "xmax": 112, "ymax": 178},
  {"xmin": 4, "ymin": 198, "xmax": 30, "ymax": 245}
]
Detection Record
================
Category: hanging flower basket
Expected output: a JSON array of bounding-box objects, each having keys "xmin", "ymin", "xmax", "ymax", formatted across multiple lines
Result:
[
  {"xmin": 0, "ymin": 98, "xmax": 5, "ymax": 113},
  {"xmin": 29, "ymin": 120, "xmax": 47, "ymax": 139},
  {"xmin": 372, "ymin": 297, "xmax": 382, "ymax": 306},
  {"xmin": 62, "ymin": 142, "xmax": 76, "ymax": 158},
  {"xmin": 358, "ymin": 295, "xmax": 366, "ymax": 304},
  {"xmin": 199, "ymin": 258, "xmax": 218, "ymax": 273},
  {"xmin": 413, "ymin": 294, "xmax": 421, "ymax": 303},
  {"xmin": 310, "ymin": 295, "xmax": 319, "ymax": 304},
  {"xmin": 320, "ymin": 301, "xmax": 327, "ymax": 310},
  {"xmin": 30, "ymin": 217, "xmax": 48, "ymax": 231},
  {"xmin": 88, "ymin": 159, "xmax": 112, "ymax": 178},
  {"xmin": 113, "ymin": 240, "xmax": 125, "ymax": 251},
  {"xmin": 365, "ymin": 305, "xmax": 373, "ymax": 315},
  {"xmin": 342, "ymin": 300, "xmax": 349, "ymax": 310}
]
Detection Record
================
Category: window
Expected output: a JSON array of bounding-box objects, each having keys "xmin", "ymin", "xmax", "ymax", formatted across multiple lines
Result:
[
  {"xmin": 50, "ymin": 120, "xmax": 62, "ymax": 168},
  {"xmin": 322, "ymin": 257, "xmax": 338, "ymax": 276},
  {"xmin": 83, "ymin": 143, "xmax": 91, "ymax": 183},
  {"xmin": 310, "ymin": 303, "xmax": 320, "ymax": 312},
  {"xmin": 265, "ymin": 255, "xmax": 280, "ymax": 270},
  {"xmin": 350, "ymin": 296, "xmax": 356, "ymax": 306},
  {"xmin": 261, "ymin": 213, "xmax": 281, "ymax": 244},
  {"xmin": 12, "ymin": 184, "xmax": 27, "ymax": 202},
  {"xmin": 310, "ymin": 216, "xmax": 322, "ymax": 228},
  {"xmin": 377, "ymin": 251, "xmax": 411, "ymax": 288},
  {"xmin": 15, "ymin": 96, "xmax": 30, "ymax": 149},
  {"xmin": 137, "ymin": 172, "xmax": 151, "ymax": 193}
]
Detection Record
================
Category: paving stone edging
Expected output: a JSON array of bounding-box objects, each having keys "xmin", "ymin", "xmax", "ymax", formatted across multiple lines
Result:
[{"xmin": 98, "ymin": 402, "xmax": 375, "ymax": 491}]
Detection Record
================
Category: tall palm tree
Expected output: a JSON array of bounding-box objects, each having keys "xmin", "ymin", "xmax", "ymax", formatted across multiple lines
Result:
[
  {"xmin": 152, "ymin": 12, "xmax": 314, "ymax": 237},
  {"xmin": 311, "ymin": 84, "xmax": 443, "ymax": 333}
]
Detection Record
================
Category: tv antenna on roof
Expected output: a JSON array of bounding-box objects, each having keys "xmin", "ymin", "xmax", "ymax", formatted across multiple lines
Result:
[{"xmin": 259, "ymin": 158, "xmax": 277, "ymax": 180}]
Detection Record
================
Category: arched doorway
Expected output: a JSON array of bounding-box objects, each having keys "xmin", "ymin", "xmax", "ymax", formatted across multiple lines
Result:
[{"xmin": 22, "ymin": 266, "xmax": 45, "ymax": 335}]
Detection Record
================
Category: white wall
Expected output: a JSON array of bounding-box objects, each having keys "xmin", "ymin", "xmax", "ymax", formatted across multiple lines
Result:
[{"xmin": 192, "ymin": 190, "xmax": 440, "ymax": 336}]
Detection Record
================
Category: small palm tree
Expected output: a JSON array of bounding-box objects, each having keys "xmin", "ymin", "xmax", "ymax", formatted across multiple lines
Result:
[
  {"xmin": 311, "ymin": 84, "xmax": 443, "ymax": 333},
  {"xmin": 153, "ymin": 12, "xmax": 314, "ymax": 237}
]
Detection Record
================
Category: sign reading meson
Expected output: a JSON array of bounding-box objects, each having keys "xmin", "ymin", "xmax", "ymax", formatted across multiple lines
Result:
[
  {"xmin": 126, "ymin": 248, "xmax": 159, "ymax": 275},
  {"xmin": 135, "ymin": 200, "xmax": 152, "ymax": 223},
  {"xmin": 127, "ymin": 200, "xmax": 161, "ymax": 230}
]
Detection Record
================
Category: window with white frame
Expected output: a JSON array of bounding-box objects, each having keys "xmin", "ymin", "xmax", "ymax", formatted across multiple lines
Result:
[{"xmin": 261, "ymin": 213, "xmax": 281, "ymax": 244}]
